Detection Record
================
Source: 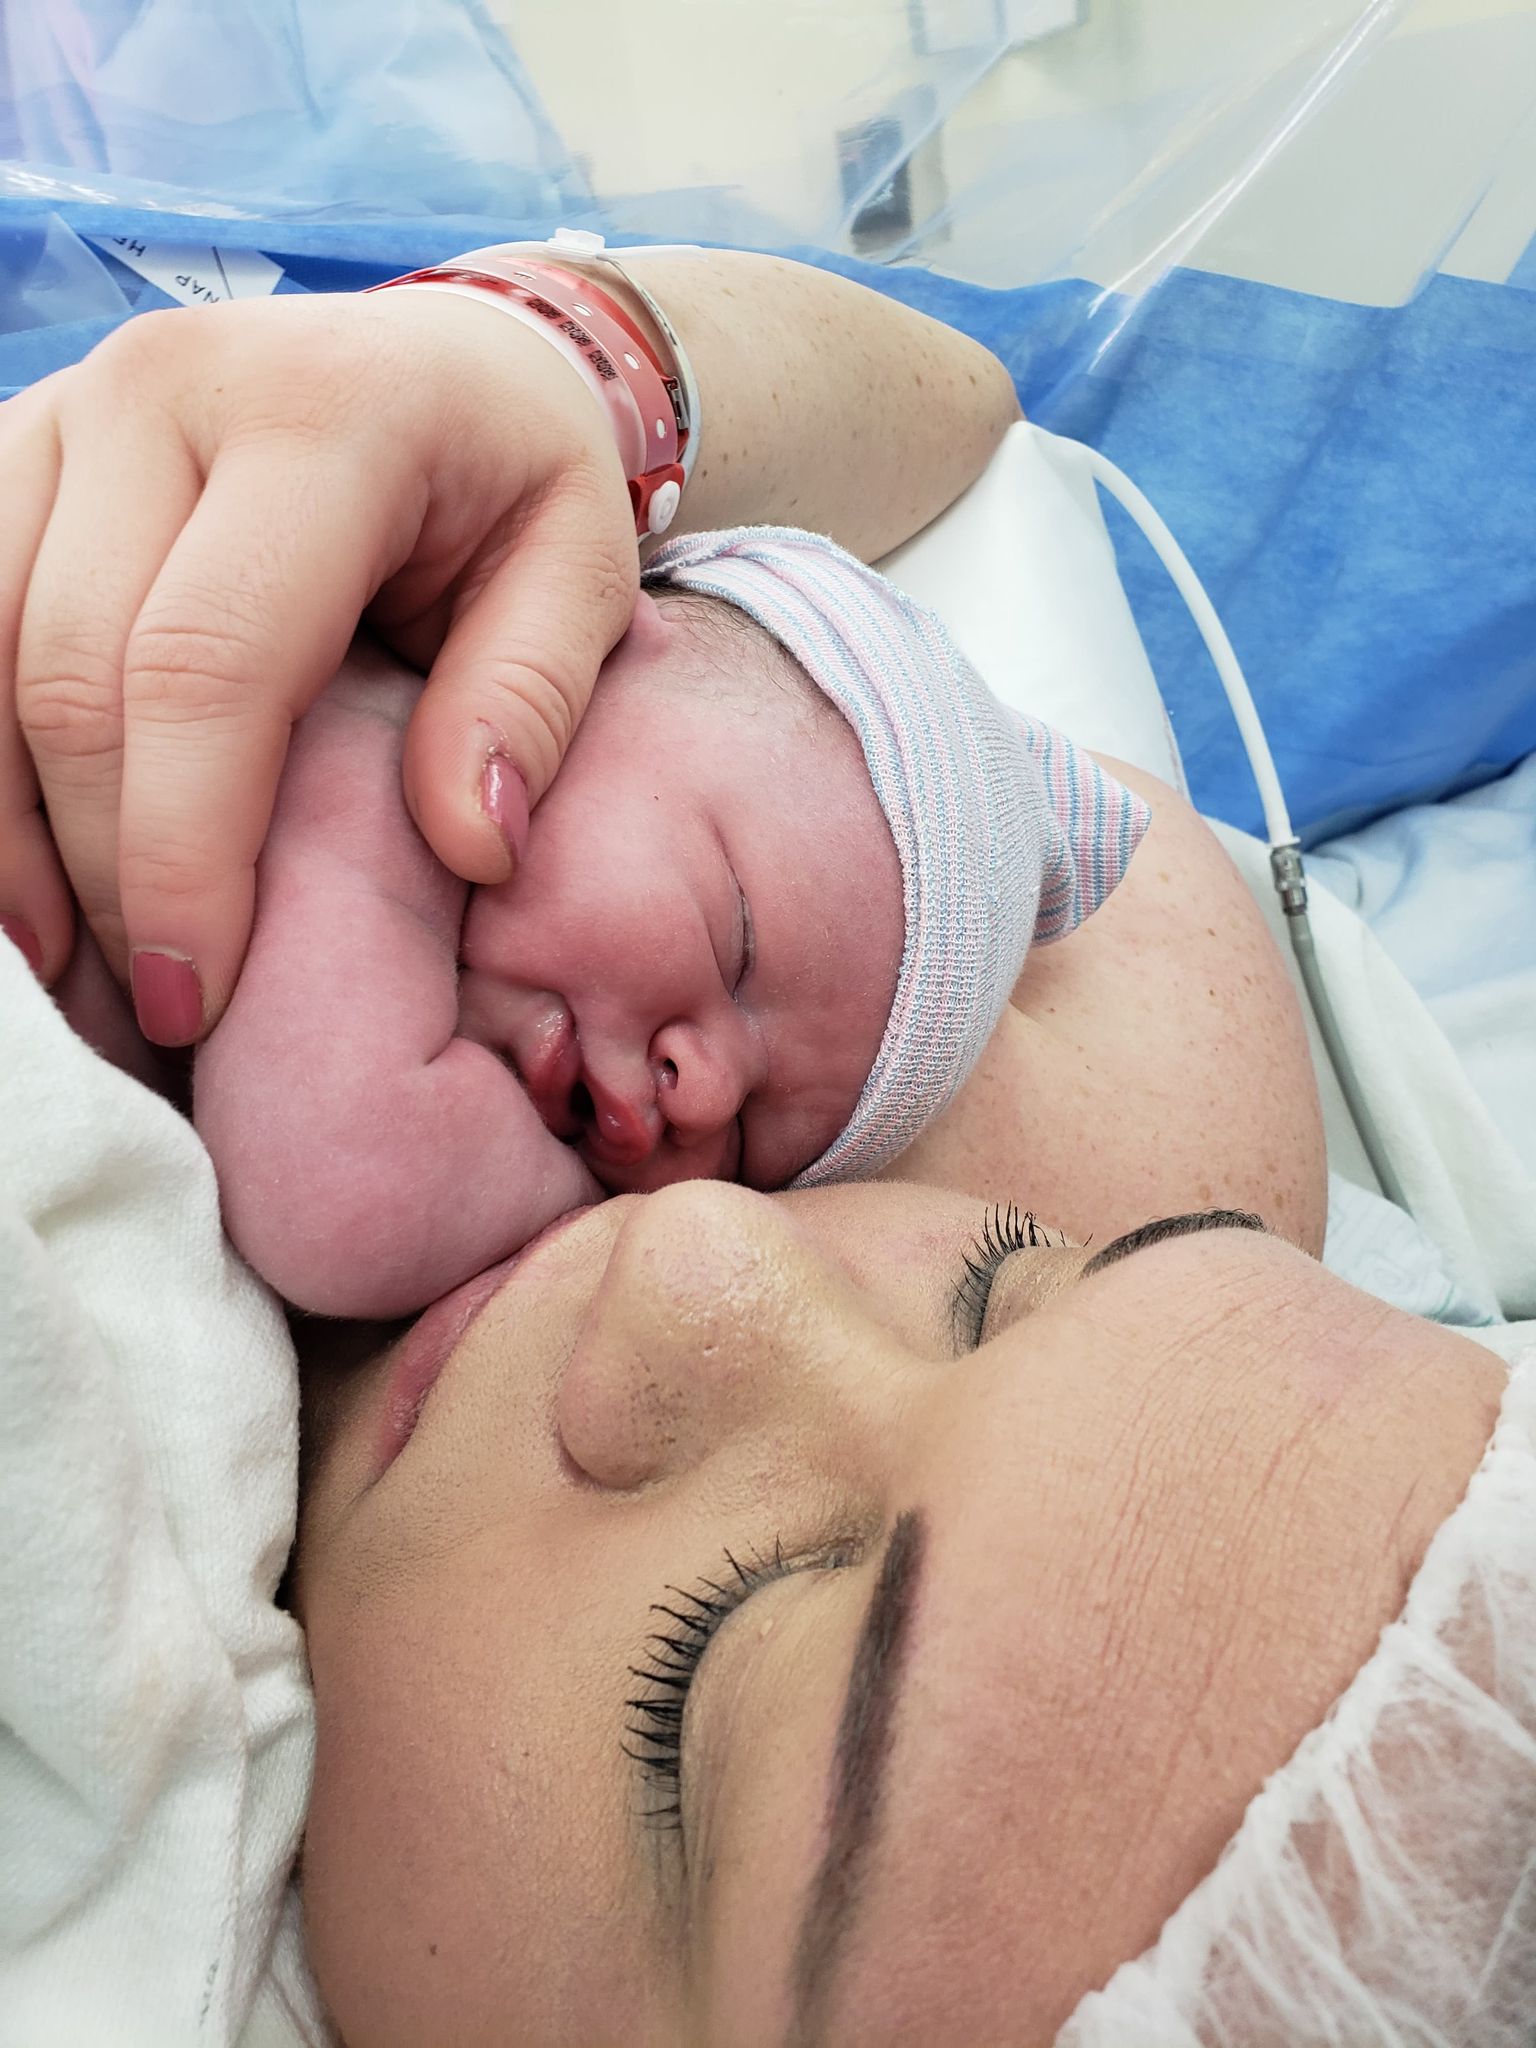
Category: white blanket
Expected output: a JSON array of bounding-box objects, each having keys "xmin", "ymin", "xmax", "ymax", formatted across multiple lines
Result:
[
  {"xmin": 0, "ymin": 940, "xmax": 319, "ymax": 2045},
  {"xmin": 1311, "ymin": 750, "xmax": 1536, "ymax": 1183}
]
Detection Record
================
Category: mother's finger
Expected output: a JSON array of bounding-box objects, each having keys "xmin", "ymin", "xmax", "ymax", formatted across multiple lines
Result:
[
  {"xmin": 15, "ymin": 404, "xmax": 202, "ymax": 979},
  {"xmin": 0, "ymin": 388, "xmax": 75, "ymax": 980},
  {"xmin": 401, "ymin": 458, "xmax": 639, "ymax": 885},
  {"xmin": 118, "ymin": 440, "xmax": 416, "ymax": 1041}
]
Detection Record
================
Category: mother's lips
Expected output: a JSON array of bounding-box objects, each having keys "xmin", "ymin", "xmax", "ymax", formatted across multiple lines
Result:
[
  {"xmin": 374, "ymin": 1206, "xmax": 598, "ymax": 1477},
  {"xmin": 374, "ymin": 1251, "xmax": 522, "ymax": 1476}
]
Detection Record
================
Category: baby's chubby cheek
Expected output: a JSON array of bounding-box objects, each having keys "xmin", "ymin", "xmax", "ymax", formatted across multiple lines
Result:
[
  {"xmin": 451, "ymin": 889, "xmax": 590, "ymax": 1139},
  {"xmin": 455, "ymin": 889, "xmax": 556, "ymax": 1044},
  {"xmin": 454, "ymin": 964, "xmax": 560, "ymax": 1064}
]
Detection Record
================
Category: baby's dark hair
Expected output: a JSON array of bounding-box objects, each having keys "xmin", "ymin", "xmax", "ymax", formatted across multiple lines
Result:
[{"xmin": 646, "ymin": 587, "xmax": 837, "ymax": 740}]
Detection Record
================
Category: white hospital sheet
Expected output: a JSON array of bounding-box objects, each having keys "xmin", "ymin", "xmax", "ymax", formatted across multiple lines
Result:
[{"xmin": 1310, "ymin": 751, "xmax": 1536, "ymax": 1183}]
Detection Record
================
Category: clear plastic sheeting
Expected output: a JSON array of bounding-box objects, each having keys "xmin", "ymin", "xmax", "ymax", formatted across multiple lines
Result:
[
  {"xmin": 0, "ymin": 0, "xmax": 582, "ymax": 221},
  {"xmin": 0, "ymin": 1, "xmax": 1029, "ymax": 244},
  {"xmin": 0, "ymin": 206, "xmax": 132, "ymax": 330},
  {"xmin": 909, "ymin": 0, "xmax": 1536, "ymax": 302},
  {"xmin": 6, "ymin": 2, "xmax": 1530, "ymax": 294}
]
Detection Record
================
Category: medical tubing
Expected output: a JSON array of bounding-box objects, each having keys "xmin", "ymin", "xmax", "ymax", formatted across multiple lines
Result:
[
  {"xmin": 1073, "ymin": 445, "xmax": 1293, "ymax": 847},
  {"xmin": 1073, "ymin": 442, "xmax": 1408, "ymax": 1209},
  {"xmin": 1270, "ymin": 849, "xmax": 1411, "ymax": 1211}
]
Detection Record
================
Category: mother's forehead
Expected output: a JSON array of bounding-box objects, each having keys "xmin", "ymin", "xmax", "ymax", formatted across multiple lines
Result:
[{"xmin": 802, "ymin": 1234, "xmax": 1452, "ymax": 2042}]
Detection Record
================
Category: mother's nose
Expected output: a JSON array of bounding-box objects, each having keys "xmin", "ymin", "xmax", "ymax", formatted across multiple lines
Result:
[{"xmin": 554, "ymin": 1182, "xmax": 847, "ymax": 1490}]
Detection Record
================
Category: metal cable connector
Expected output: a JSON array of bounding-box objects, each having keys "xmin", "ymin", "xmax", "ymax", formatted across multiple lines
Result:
[{"xmin": 1269, "ymin": 840, "xmax": 1308, "ymax": 916}]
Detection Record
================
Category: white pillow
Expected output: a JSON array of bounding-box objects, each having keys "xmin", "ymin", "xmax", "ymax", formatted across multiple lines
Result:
[{"xmin": 877, "ymin": 421, "xmax": 1186, "ymax": 791}]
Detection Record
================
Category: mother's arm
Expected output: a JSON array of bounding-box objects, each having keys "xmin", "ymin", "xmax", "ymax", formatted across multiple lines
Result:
[
  {"xmin": 886, "ymin": 761, "xmax": 1329, "ymax": 1257},
  {"xmin": 1, "ymin": 253, "xmax": 1015, "ymax": 1041},
  {"xmin": 455, "ymin": 244, "xmax": 1020, "ymax": 565}
]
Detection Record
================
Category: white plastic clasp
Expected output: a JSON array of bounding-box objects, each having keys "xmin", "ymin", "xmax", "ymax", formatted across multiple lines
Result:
[
  {"xmin": 549, "ymin": 227, "xmax": 607, "ymax": 258},
  {"xmin": 647, "ymin": 478, "xmax": 682, "ymax": 535}
]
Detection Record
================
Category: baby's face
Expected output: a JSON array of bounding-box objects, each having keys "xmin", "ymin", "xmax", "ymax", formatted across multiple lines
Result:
[{"xmin": 456, "ymin": 595, "xmax": 904, "ymax": 1193}]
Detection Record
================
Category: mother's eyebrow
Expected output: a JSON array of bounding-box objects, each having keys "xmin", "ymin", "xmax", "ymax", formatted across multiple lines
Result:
[
  {"xmin": 1080, "ymin": 1208, "xmax": 1266, "ymax": 1278},
  {"xmin": 789, "ymin": 1510, "xmax": 927, "ymax": 2046}
]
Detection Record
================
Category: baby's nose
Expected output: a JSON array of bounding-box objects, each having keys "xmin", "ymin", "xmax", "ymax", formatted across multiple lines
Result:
[{"xmin": 650, "ymin": 1014, "xmax": 761, "ymax": 1152}]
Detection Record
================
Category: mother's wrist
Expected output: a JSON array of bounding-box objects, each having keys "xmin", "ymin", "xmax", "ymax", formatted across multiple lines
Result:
[
  {"xmin": 459, "ymin": 235, "xmax": 701, "ymax": 429},
  {"xmin": 378, "ymin": 235, "xmax": 699, "ymax": 539}
]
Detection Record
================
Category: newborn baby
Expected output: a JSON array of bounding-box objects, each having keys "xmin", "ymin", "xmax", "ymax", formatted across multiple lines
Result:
[{"xmin": 195, "ymin": 528, "xmax": 1149, "ymax": 1318}]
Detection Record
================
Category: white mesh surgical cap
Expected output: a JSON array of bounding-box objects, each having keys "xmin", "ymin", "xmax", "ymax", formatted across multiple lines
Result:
[{"xmin": 1060, "ymin": 1347, "xmax": 1536, "ymax": 2047}]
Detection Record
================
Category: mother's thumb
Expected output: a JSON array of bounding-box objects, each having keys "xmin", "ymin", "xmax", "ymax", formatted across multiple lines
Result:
[{"xmin": 401, "ymin": 491, "xmax": 638, "ymax": 885}]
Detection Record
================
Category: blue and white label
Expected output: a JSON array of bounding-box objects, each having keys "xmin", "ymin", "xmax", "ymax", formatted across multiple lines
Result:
[{"xmin": 88, "ymin": 236, "xmax": 283, "ymax": 308}]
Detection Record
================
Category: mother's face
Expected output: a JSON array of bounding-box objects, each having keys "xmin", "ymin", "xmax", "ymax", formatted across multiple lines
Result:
[{"xmin": 295, "ymin": 1184, "xmax": 1499, "ymax": 2047}]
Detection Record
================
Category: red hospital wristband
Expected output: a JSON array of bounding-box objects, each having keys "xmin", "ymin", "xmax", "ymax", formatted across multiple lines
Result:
[{"xmin": 369, "ymin": 261, "xmax": 690, "ymax": 537}]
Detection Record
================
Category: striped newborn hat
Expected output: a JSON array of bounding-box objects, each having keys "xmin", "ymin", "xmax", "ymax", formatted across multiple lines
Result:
[{"xmin": 645, "ymin": 526, "xmax": 1149, "ymax": 1188}]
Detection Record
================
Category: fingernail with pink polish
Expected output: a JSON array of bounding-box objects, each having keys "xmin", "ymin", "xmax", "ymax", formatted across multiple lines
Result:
[
  {"xmin": 481, "ymin": 755, "xmax": 530, "ymax": 874},
  {"xmin": 132, "ymin": 949, "xmax": 204, "ymax": 1046},
  {"xmin": 1, "ymin": 914, "xmax": 44, "ymax": 978}
]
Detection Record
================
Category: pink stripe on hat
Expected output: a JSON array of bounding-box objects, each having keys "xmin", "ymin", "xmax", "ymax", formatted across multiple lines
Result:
[{"xmin": 646, "ymin": 527, "xmax": 1149, "ymax": 1186}]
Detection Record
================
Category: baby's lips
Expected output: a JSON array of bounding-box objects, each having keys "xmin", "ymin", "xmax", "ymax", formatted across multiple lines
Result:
[
  {"xmin": 515, "ymin": 1000, "xmax": 583, "ymax": 1138},
  {"xmin": 578, "ymin": 1066, "xmax": 662, "ymax": 1173},
  {"xmin": 579, "ymin": 1114, "xmax": 742, "ymax": 1195}
]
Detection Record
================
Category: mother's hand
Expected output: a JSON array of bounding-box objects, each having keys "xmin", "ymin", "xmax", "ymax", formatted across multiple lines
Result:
[{"xmin": 0, "ymin": 287, "xmax": 639, "ymax": 1041}]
